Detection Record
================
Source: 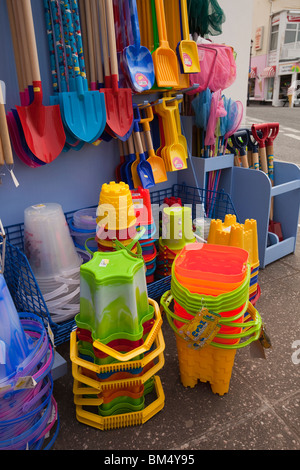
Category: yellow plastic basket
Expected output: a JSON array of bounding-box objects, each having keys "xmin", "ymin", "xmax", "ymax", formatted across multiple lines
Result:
[
  {"xmin": 91, "ymin": 298, "xmax": 163, "ymax": 361},
  {"xmin": 70, "ymin": 326, "xmax": 165, "ymax": 374},
  {"xmin": 71, "ymin": 348, "xmax": 165, "ymax": 391},
  {"xmin": 75, "ymin": 375, "xmax": 165, "ymax": 430}
]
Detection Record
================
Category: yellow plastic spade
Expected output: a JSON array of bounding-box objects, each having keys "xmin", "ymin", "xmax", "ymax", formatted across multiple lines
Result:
[
  {"xmin": 155, "ymin": 98, "xmax": 187, "ymax": 172},
  {"xmin": 152, "ymin": 0, "xmax": 179, "ymax": 88},
  {"xmin": 178, "ymin": 0, "xmax": 200, "ymax": 73},
  {"xmin": 164, "ymin": 0, "xmax": 189, "ymax": 90}
]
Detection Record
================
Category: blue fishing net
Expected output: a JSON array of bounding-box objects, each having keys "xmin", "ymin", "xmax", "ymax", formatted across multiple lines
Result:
[{"xmin": 192, "ymin": 88, "xmax": 212, "ymax": 130}]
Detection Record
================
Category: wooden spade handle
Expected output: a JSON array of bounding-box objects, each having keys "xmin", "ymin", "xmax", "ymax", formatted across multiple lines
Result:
[
  {"xmin": 7, "ymin": 0, "xmax": 24, "ymax": 92},
  {"xmin": 127, "ymin": 135, "xmax": 135, "ymax": 154},
  {"xmin": 247, "ymin": 150, "xmax": 252, "ymax": 168},
  {"xmin": 91, "ymin": 0, "xmax": 104, "ymax": 85},
  {"xmin": 85, "ymin": 0, "xmax": 96, "ymax": 85},
  {"xmin": 98, "ymin": 0, "xmax": 110, "ymax": 79},
  {"xmin": 133, "ymin": 130, "xmax": 144, "ymax": 155},
  {"xmin": 13, "ymin": 0, "xmax": 33, "ymax": 91},
  {"xmin": 259, "ymin": 146, "xmax": 268, "ymax": 174},
  {"xmin": 105, "ymin": 0, "xmax": 119, "ymax": 77},
  {"xmin": 0, "ymin": 137, "xmax": 5, "ymax": 166},
  {"xmin": 0, "ymin": 88, "xmax": 14, "ymax": 166},
  {"xmin": 22, "ymin": 0, "xmax": 41, "ymax": 82},
  {"xmin": 79, "ymin": 0, "xmax": 91, "ymax": 85},
  {"xmin": 240, "ymin": 152, "xmax": 249, "ymax": 168},
  {"xmin": 252, "ymin": 151, "xmax": 259, "ymax": 170}
]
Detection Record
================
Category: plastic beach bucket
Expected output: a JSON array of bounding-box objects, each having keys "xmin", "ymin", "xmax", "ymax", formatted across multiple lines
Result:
[{"xmin": 0, "ymin": 275, "xmax": 29, "ymax": 383}]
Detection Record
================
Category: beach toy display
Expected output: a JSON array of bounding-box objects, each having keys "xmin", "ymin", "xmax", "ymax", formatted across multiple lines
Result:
[
  {"xmin": 160, "ymin": 243, "xmax": 264, "ymax": 395},
  {"xmin": 24, "ymin": 203, "xmax": 82, "ymax": 324},
  {"xmin": 0, "ymin": 276, "xmax": 59, "ymax": 449},
  {"xmin": 69, "ymin": 208, "xmax": 98, "ymax": 262},
  {"xmin": 70, "ymin": 247, "xmax": 165, "ymax": 429},
  {"xmin": 157, "ymin": 204, "xmax": 196, "ymax": 277},
  {"xmin": 207, "ymin": 215, "xmax": 260, "ymax": 305}
]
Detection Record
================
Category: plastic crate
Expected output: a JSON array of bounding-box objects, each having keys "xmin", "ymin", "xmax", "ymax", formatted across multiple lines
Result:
[{"xmin": 0, "ymin": 185, "xmax": 238, "ymax": 346}]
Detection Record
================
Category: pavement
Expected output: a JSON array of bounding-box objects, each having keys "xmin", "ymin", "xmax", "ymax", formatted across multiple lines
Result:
[
  {"xmin": 49, "ymin": 105, "xmax": 300, "ymax": 453},
  {"xmin": 51, "ymin": 236, "xmax": 300, "ymax": 453}
]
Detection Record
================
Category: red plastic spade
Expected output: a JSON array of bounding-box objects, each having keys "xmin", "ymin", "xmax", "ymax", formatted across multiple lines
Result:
[{"xmin": 16, "ymin": 0, "xmax": 65, "ymax": 164}]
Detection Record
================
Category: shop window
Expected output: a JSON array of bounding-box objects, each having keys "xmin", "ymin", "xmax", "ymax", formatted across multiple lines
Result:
[
  {"xmin": 284, "ymin": 23, "xmax": 300, "ymax": 45},
  {"xmin": 279, "ymin": 75, "xmax": 292, "ymax": 100},
  {"xmin": 270, "ymin": 24, "xmax": 279, "ymax": 51},
  {"xmin": 266, "ymin": 77, "xmax": 274, "ymax": 100}
]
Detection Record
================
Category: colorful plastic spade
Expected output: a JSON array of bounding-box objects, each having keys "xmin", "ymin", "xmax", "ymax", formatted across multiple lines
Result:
[
  {"xmin": 59, "ymin": 0, "xmax": 106, "ymax": 143},
  {"xmin": 133, "ymin": 106, "xmax": 155, "ymax": 189},
  {"xmin": 251, "ymin": 123, "xmax": 269, "ymax": 175},
  {"xmin": 123, "ymin": 0, "xmax": 155, "ymax": 93},
  {"xmin": 178, "ymin": 0, "xmax": 200, "ymax": 73},
  {"xmin": 16, "ymin": 0, "xmax": 66, "ymax": 164},
  {"xmin": 6, "ymin": 0, "xmax": 45, "ymax": 167},
  {"xmin": 140, "ymin": 105, "xmax": 167, "ymax": 183},
  {"xmin": 46, "ymin": 0, "xmax": 84, "ymax": 151},
  {"xmin": 231, "ymin": 129, "xmax": 249, "ymax": 168},
  {"xmin": 152, "ymin": 0, "xmax": 179, "ymax": 88}
]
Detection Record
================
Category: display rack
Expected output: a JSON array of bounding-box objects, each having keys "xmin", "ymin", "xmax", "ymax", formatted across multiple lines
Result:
[
  {"xmin": 1, "ymin": 184, "xmax": 238, "ymax": 346},
  {"xmin": 231, "ymin": 162, "xmax": 300, "ymax": 268},
  {"xmin": 180, "ymin": 116, "xmax": 300, "ymax": 268}
]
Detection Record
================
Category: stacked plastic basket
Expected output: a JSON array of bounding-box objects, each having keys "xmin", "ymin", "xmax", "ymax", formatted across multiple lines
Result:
[
  {"xmin": 0, "ymin": 275, "xmax": 59, "ymax": 449},
  {"xmin": 161, "ymin": 243, "xmax": 263, "ymax": 395},
  {"xmin": 69, "ymin": 207, "xmax": 98, "ymax": 262},
  {"xmin": 207, "ymin": 215, "xmax": 260, "ymax": 305},
  {"xmin": 70, "ymin": 247, "xmax": 165, "ymax": 430},
  {"xmin": 157, "ymin": 201, "xmax": 196, "ymax": 277}
]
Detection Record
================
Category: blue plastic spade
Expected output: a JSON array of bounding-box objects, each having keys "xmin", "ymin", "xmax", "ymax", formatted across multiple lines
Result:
[
  {"xmin": 60, "ymin": 0, "xmax": 106, "ymax": 143},
  {"xmin": 123, "ymin": 0, "xmax": 155, "ymax": 93},
  {"xmin": 133, "ymin": 107, "xmax": 155, "ymax": 189}
]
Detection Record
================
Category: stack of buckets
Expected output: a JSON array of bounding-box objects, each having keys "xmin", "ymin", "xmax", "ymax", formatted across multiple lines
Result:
[
  {"xmin": 157, "ymin": 200, "xmax": 196, "ymax": 277},
  {"xmin": 69, "ymin": 208, "xmax": 98, "ymax": 263},
  {"xmin": 96, "ymin": 182, "xmax": 140, "ymax": 256},
  {"xmin": 70, "ymin": 247, "xmax": 165, "ymax": 430},
  {"xmin": 161, "ymin": 243, "xmax": 262, "ymax": 396},
  {"xmin": 0, "ymin": 275, "xmax": 59, "ymax": 449},
  {"xmin": 131, "ymin": 187, "xmax": 157, "ymax": 284},
  {"xmin": 207, "ymin": 215, "xmax": 260, "ymax": 305}
]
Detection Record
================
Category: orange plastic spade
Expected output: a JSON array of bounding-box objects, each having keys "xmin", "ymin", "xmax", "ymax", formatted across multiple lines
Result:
[{"xmin": 16, "ymin": 0, "xmax": 65, "ymax": 163}]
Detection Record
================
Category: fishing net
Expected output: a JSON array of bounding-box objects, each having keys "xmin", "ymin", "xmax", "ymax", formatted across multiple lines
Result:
[
  {"xmin": 187, "ymin": 0, "xmax": 226, "ymax": 37},
  {"xmin": 192, "ymin": 89, "xmax": 212, "ymax": 130}
]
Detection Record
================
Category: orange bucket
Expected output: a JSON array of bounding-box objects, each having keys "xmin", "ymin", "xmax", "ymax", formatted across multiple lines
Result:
[{"xmin": 174, "ymin": 243, "xmax": 249, "ymax": 284}]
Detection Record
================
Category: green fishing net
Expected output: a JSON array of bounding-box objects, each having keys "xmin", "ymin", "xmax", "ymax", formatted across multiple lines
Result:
[{"xmin": 187, "ymin": 0, "xmax": 226, "ymax": 36}]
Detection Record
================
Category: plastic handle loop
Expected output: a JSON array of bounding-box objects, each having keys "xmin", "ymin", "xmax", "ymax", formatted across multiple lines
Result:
[{"xmin": 160, "ymin": 291, "xmax": 262, "ymax": 350}]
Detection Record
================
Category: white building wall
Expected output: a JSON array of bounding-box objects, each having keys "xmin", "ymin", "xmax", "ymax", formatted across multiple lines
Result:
[{"xmin": 212, "ymin": 0, "xmax": 254, "ymax": 119}]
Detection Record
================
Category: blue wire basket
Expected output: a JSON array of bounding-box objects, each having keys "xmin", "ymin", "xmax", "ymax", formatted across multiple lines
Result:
[{"xmin": 1, "ymin": 184, "xmax": 238, "ymax": 346}]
